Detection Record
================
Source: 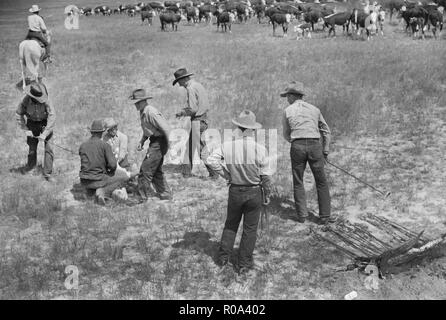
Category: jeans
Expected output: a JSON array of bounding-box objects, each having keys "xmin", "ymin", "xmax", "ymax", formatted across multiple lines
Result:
[
  {"xmin": 139, "ymin": 136, "xmax": 170, "ymax": 195},
  {"xmin": 80, "ymin": 171, "xmax": 128, "ymax": 197},
  {"xmin": 26, "ymin": 120, "xmax": 53, "ymax": 178},
  {"xmin": 290, "ymin": 139, "xmax": 331, "ymax": 219},
  {"xmin": 185, "ymin": 119, "xmax": 216, "ymax": 176},
  {"xmin": 219, "ymin": 185, "xmax": 262, "ymax": 269}
]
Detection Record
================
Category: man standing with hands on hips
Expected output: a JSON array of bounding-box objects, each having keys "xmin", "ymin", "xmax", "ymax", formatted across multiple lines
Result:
[
  {"xmin": 130, "ymin": 89, "xmax": 172, "ymax": 201},
  {"xmin": 281, "ymin": 81, "xmax": 336, "ymax": 225}
]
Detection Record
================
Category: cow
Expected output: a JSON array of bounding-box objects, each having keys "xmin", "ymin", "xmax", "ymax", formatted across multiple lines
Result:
[
  {"xmin": 148, "ymin": 1, "xmax": 165, "ymax": 11},
  {"xmin": 235, "ymin": 3, "xmax": 250, "ymax": 23},
  {"xmin": 141, "ymin": 7, "xmax": 156, "ymax": 25},
  {"xmin": 323, "ymin": 11, "xmax": 351, "ymax": 37},
  {"xmin": 253, "ymin": 4, "xmax": 266, "ymax": 23},
  {"xmin": 425, "ymin": 6, "xmax": 443, "ymax": 39},
  {"xmin": 216, "ymin": 10, "xmax": 235, "ymax": 32},
  {"xmin": 164, "ymin": 1, "xmax": 178, "ymax": 7},
  {"xmin": 271, "ymin": 13, "xmax": 291, "ymax": 37},
  {"xmin": 128, "ymin": 8, "xmax": 136, "ymax": 17},
  {"xmin": 304, "ymin": 10, "xmax": 324, "ymax": 31},
  {"xmin": 102, "ymin": 6, "xmax": 112, "ymax": 16},
  {"xmin": 118, "ymin": 5, "xmax": 127, "ymax": 13},
  {"xmin": 350, "ymin": 9, "xmax": 374, "ymax": 40},
  {"xmin": 159, "ymin": 11, "xmax": 181, "ymax": 30},
  {"xmin": 81, "ymin": 7, "xmax": 93, "ymax": 16},
  {"xmin": 409, "ymin": 16, "xmax": 425, "ymax": 39},
  {"xmin": 400, "ymin": 6, "xmax": 429, "ymax": 33},
  {"xmin": 94, "ymin": 6, "xmax": 103, "ymax": 15},
  {"xmin": 186, "ymin": 6, "xmax": 200, "ymax": 24}
]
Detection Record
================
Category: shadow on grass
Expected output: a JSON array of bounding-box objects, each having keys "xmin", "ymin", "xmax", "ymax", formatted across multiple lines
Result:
[
  {"xmin": 172, "ymin": 231, "xmax": 222, "ymax": 266},
  {"xmin": 269, "ymin": 194, "xmax": 320, "ymax": 224}
]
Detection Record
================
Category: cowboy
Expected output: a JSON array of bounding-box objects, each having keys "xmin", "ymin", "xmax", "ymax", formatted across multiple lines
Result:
[
  {"xmin": 26, "ymin": 4, "xmax": 51, "ymax": 62},
  {"xmin": 130, "ymin": 89, "xmax": 172, "ymax": 201},
  {"xmin": 103, "ymin": 117, "xmax": 131, "ymax": 171},
  {"xmin": 206, "ymin": 110, "xmax": 273, "ymax": 275},
  {"xmin": 78, "ymin": 119, "xmax": 129, "ymax": 205},
  {"xmin": 280, "ymin": 82, "xmax": 335, "ymax": 225},
  {"xmin": 172, "ymin": 68, "xmax": 218, "ymax": 179},
  {"xmin": 16, "ymin": 81, "xmax": 55, "ymax": 182}
]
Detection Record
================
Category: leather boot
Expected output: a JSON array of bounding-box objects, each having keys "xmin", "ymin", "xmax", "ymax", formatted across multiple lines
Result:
[{"xmin": 218, "ymin": 229, "xmax": 237, "ymax": 266}]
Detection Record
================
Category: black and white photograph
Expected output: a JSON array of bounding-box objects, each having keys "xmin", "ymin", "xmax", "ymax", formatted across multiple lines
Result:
[{"xmin": 0, "ymin": 0, "xmax": 445, "ymax": 303}]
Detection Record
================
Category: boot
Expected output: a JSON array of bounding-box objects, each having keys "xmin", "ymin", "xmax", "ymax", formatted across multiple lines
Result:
[{"xmin": 137, "ymin": 178, "xmax": 156, "ymax": 201}]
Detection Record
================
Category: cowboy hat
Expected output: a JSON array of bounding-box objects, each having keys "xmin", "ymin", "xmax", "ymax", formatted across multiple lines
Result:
[
  {"xmin": 88, "ymin": 119, "xmax": 106, "ymax": 133},
  {"xmin": 24, "ymin": 82, "xmax": 48, "ymax": 103},
  {"xmin": 231, "ymin": 110, "xmax": 262, "ymax": 130},
  {"xmin": 128, "ymin": 89, "xmax": 153, "ymax": 103},
  {"xmin": 280, "ymin": 81, "xmax": 306, "ymax": 97},
  {"xmin": 103, "ymin": 117, "xmax": 118, "ymax": 130},
  {"xmin": 172, "ymin": 68, "xmax": 194, "ymax": 86},
  {"xmin": 29, "ymin": 5, "xmax": 41, "ymax": 13}
]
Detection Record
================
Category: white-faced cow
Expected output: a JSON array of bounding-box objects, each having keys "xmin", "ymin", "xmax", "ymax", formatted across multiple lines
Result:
[{"xmin": 271, "ymin": 13, "xmax": 291, "ymax": 37}]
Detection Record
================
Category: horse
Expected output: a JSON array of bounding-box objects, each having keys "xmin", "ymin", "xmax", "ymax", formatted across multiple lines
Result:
[{"xmin": 18, "ymin": 32, "xmax": 51, "ymax": 89}]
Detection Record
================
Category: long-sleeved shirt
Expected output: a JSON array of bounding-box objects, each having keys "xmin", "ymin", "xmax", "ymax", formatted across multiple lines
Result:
[
  {"xmin": 16, "ymin": 96, "xmax": 55, "ymax": 136},
  {"xmin": 103, "ymin": 130, "xmax": 128, "ymax": 163},
  {"xmin": 282, "ymin": 100, "xmax": 331, "ymax": 153},
  {"xmin": 206, "ymin": 131, "xmax": 272, "ymax": 186},
  {"xmin": 180, "ymin": 79, "xmax": 210, "ymax": 119},
  {"xmin": 28, "ymin": 14, "xmax": 47, "ymax": 32},
  {"xmin": 79, "ymin": 136, "xmax": 117, "ymax": 181},
  {"xmin": 140, "ymin": 105, "xmax": 171, "ymax": 143}
]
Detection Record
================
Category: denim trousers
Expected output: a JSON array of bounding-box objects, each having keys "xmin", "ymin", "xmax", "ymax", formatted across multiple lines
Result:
[
  {"xmin": 219, "ymin": 185, "xmax": 262, "ymax": 269},
  {"xmin": 139, "ymin": 136, "xmax": 170, "ymax": 195},
  {"xmin": 290, "ymin": 139, "xmax": 331, "ymax": 219},
  {"xmin": 26, "ymin": 120, "xmax": 53, "ymax": 178}
]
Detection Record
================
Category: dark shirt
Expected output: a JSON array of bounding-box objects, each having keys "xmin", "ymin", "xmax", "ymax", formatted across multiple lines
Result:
[{"xmin": 79, "ymin": 136, "xmax": 117, "ymax": 181}]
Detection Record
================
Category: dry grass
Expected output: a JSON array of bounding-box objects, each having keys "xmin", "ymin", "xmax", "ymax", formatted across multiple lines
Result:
[{"xmin": 0, "ymin": 0, "xmax": 446, "ymax": 299}]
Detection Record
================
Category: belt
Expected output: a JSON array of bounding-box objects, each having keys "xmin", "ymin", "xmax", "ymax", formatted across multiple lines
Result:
[
  {"xmin": 292, "ymin": 138, "xmax": 320, "ymax": 142},
  {"xmin": 229, "ymin": 184, "xmax": 260, "ymax": 188}
]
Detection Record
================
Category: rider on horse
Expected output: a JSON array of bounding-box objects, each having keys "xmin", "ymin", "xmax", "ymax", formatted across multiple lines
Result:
[{"xmin": 26, "ymin": 4, "xmax": 51, "ymax": 63}]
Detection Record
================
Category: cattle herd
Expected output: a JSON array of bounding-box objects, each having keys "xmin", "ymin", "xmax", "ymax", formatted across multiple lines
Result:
[{"xmin": 77, "ymin": 0, "xmax": 445, "ymax": 39}]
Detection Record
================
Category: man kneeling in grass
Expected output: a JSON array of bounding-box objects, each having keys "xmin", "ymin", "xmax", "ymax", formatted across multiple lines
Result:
[{"xmin": 78, "ymin": 119, "xmax": 129, "ymax": 205}]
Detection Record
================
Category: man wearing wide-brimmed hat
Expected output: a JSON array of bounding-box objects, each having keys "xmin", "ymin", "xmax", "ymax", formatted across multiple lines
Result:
[
  {"xmin": 103, "ymin": 117, "xmax": 130, "ymax": 171},
  {"xmin": 129, "ymin": 89, "xmax": 172, "ymax": 201},
  {"xmin": 206, "ymin": 110, "xmax": 273, "ymax": 275},
  {"xmin": 26, "ymin": 4, "xmax": 51, "ymax": 62},
  {"xmin": 78, "ymin": 119, "xmax": 129, "ymax": 205},
  {"xmin": 16, "ymin": 81, "xmax": 55, "ymax": 181},
  {"xmin": 172, "ymin": 67, "xmax": 217, "ymax": 179},
  {"xmin": 280, "ymin": 81, "xmax": 335, "ymax": 225}
]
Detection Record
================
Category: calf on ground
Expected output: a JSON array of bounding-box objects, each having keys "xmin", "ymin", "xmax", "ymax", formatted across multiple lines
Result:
[{"xmin": 293, "ymin": 23, "xmax": 312, "ymax": 39}]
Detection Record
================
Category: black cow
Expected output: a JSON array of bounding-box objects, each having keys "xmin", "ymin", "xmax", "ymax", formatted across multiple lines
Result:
[
  {"xmin": 350, "ymin": 9, "xmax": 373, "ymax": 40},
  {"xmin": 400, "ymin": 7, "xmax": 429, "ymax": 33},
  {"xmin": 186, "ymin": 6, "xmax": 200, "ymax": 24},
  {"xmin": 253, "ymin": 4, "xmax": 266, "ymax": 23},
  {"xmin": 159, "ymin": 11, "xmax": 181, "ymax": 30},
  {"xmin": 216, "ymin": 11, "xmax": 234, "ymax": 32},
  {"xmin": 141, "ymin": 7, "xmax": 155, "ymax": 25},
  {"xmin": 409, "ymin": 17, "xmax": 425, "ymax": 39},
  {"xmin": 425, "ymin": 7, "xmax": 443, "ymax": 39},
  {"xmin": 148, "ymin": 1, "xmax": 165, "ymax": 11},
  {"xmin": 235, "ymin": 3, "xmax": 250, "ymax": 23},
  {"xmin": 304, "ymin": 10, "xmax": 325, "ymax": 31},
  {"xmin": 164, "ymin": 1, "xmax": 178, "ymax": 7},
  {"xmin": 323, "ymin": 11, "xmax": 351, "ymax": 37},
  {"xmin": 165, "ymin": 5, "xmax": 180, "ymax": 13},
  {"xmin": 81, "ymin": 7, "xmax": 93, "ymax": 16},
  {"xmin": 271, "ymin": 13, "xmax": 291, "ymax": 37}
]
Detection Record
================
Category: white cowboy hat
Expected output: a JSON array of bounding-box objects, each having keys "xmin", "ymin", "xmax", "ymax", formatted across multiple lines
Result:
[
  {"xmin": 231, "ymin": 110, "xmax": 262, "ymax": 130},
  {"xmin": 29, "ymin": 5, "xmax": 41, "ymax": 13}
]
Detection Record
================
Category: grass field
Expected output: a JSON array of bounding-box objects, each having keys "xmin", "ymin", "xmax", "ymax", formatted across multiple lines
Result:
[{"xmin": 0, "ymin": 0, "xmax": 446, "ymax": 299}]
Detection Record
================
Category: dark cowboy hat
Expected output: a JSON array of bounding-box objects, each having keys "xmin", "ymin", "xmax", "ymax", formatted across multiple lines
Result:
[
  {"xmin": 24, "ymin": 82, "xmax": 48, "ymax": 103},
  {"xmin": 231, "ymin": 110, "xmax": 262, "ymax": 130},
  {"xmin": 280, "ymin": 81, "xmax": 306, "ymax": 97},
  {"xmin": 88, "ymin": 119, "xmax": 106, "ymax": 133},
  {"xmin": 128, "ymin": 89, "xmax": 153, "ymax": 103},
  {"xmin": 172, "ymin": 68, "xmax": 194, "ymax": 86}
]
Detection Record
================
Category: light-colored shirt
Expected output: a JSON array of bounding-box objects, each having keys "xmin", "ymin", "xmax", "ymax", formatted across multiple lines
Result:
[
  {"xmin": 140, "ymin": 105, "xmax": 171, "ymax": 142},
  {"xmin": 103, "ymin": 130, "xmax": 128, "ymax": 162},
  {"xmin": 282, "ymin": 99, "xmax": 331, "ymax": 153},
  {"xmin": 183, "ymin": 79, "xmax": 210, "ymax": 117},
  {"xmin": 206, "ymin": 131, "xmax": 272, "ymax": 185},
  {"xmin": 28, "ymin": 14, "xmax": 47, "ymax": 32},
  {"xmin": 16, "ymin": 96, "xmax": 55, "ymax": 136}
]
